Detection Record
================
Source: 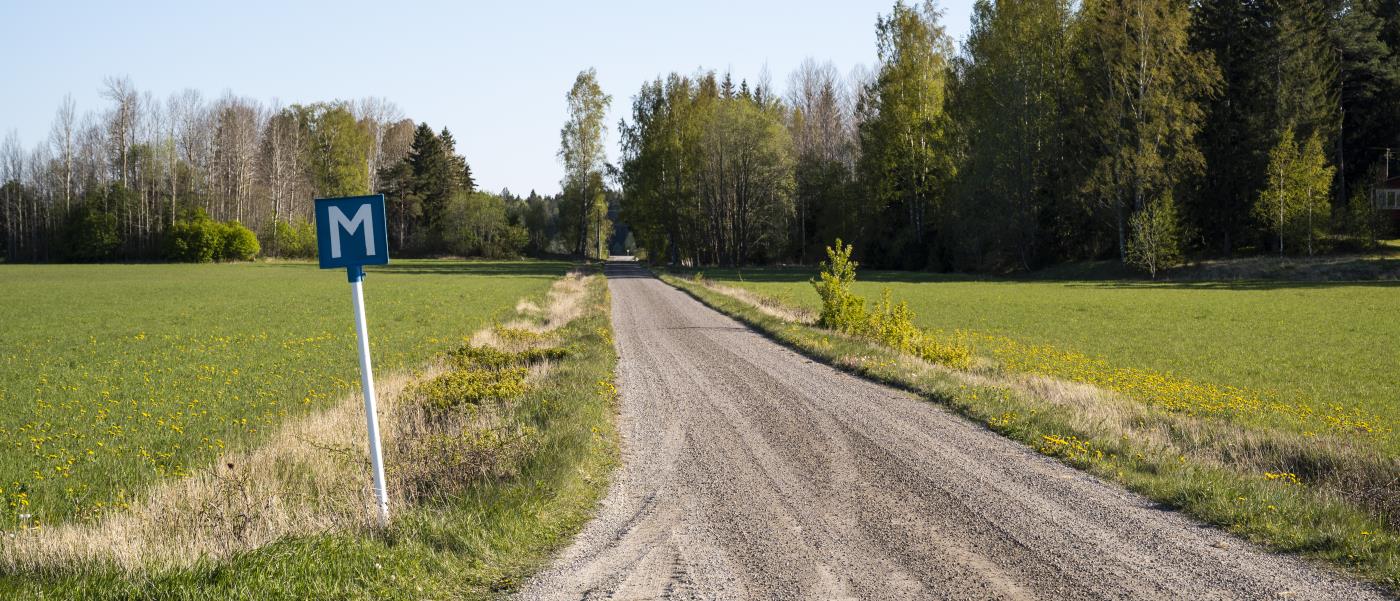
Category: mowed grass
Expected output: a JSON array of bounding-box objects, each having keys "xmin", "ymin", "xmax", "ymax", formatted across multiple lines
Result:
[
  {"xmin": 0, "ymin": 260, "xmax": 570, "ymax": 529},
  {"xmin": 699, "ymin": 267, "xmax": 1400, "ymax": 433}
]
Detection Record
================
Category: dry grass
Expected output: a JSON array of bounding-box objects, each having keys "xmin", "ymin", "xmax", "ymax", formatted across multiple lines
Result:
[
  {"xmin": 0, "ymin": 367, "xmax": 434, "ymax": 571},
  {"xmin": 0, "ymin": 272, "xmax": 597, "ymax": 573},
  {"xmin": 474, "ymin": 271, "xmax": 592, "ymax": 349},
  {"xmin": 689, "ymin": 275, "xmax": 817, "ymax": 324}
]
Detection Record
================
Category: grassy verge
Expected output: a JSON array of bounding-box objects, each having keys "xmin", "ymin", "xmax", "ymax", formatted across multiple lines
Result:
[
  {"xmin": 691, "ymin": 266, "xmax": 1400, "ymax": 427},
  {"xmin": 0, "ymin": 271, "xmax": 619, "ymax": 599},
  {"xmin": 661, "ymin": 271, "xmax": 1398, "ymax": 592}
]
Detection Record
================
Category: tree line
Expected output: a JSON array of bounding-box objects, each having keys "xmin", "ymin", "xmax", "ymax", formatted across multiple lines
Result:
[
  {"xmin": 619, "ymin": 0, "xmax": 1400, "ymax": 271},
  {"xmin": 0, "ymin": 79, "xmax": 580, "ymax": 262}
]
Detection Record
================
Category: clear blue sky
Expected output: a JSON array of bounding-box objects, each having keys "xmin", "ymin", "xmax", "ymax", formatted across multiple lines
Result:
[{"xmin": 0, "ymin": 1, "xmax": 973, "ymax": 196}]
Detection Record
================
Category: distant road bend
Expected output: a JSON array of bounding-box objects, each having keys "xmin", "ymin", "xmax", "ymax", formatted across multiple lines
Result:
[{"xmin": 522, "ymin": 260, "xmax": 1382, "ymax": 600}]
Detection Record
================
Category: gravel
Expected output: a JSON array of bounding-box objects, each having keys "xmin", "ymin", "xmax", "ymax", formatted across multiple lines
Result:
[{"xmin": 520, "ymin": 261, "xmax": 1385, "ymax": 600}]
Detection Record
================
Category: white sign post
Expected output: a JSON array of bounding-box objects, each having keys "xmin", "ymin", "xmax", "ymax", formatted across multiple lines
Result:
[
  {"xmin": 349, "ymin": 265, "xmax": 389, "ymax": 525},
  {"xmin": 316, "ymin": 195, "xmax": 391, "ymax": 526}
]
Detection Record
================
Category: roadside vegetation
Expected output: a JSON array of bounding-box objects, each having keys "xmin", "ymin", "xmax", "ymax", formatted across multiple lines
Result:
[
  {"xmin": 0, "ymin": 266, "xmax": 618, "ymax": 599},
  {"xmin": 662, "ymin": 243, "xmax": 1399, "ymax": 590},
  {"xmin": 688, "ymin": 264, "xmax": 1400, "ymax": 426}
]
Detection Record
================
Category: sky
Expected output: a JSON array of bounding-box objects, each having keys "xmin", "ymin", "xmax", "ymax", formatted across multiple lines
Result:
[{"xmin": 0, "ymin": 0, "xmax": 974, "ymax": 196}]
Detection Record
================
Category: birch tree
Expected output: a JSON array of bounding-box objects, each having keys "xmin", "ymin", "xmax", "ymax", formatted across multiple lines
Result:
[{"xmin": 558, "ymin": 68, "xmax": 612, "ymax": 258}]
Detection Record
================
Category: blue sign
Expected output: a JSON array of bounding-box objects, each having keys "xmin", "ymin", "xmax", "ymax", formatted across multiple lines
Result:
[{"xmin": 315, "ymin": 195, "xmax": 389, "ymax": 270}]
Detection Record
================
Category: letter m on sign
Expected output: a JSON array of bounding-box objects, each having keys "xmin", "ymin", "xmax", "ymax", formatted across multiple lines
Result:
[{"xmin": 315, "ymin": 195, "xmax": 390, "ymax": 269}]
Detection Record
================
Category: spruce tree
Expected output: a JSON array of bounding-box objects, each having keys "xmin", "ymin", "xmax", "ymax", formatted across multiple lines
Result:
[
  {"xmin": 407, "ymin": 123, "xmax": 455, "ymax": 233},
  {"xmin": 1331, "ymin": 0, "xmax": 1400, "ymax": 200},
  {"xmin": 1191, "ymin": 0, "xmax": 1275, "ymax": 254}
]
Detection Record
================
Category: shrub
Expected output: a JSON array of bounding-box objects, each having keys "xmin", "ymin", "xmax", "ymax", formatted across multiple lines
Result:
[
  {"xmin": 865, "ymin": 289, "xmax": 920, "ymax": 352},
  {"xmin": 166, "ymin": 213, "xmax": 221, "ymax": 263},
  {"xmin": 220, "ymin": 221, "xmax": 261, "ymax": 261},
  {"xmin": 269, "ymin": 218, "xmax": 317, "ymax": 259},
  {"xmin": 809, "ymin": 239, "xmax": 972, "ymax": 369},
  {"xmin": 1126, "ymin": 193, "xmax": 1183, "ymax": 278},
  {"xmin": 415, "ymin": 367, "xmax": 529, "ymax": 411},
  {"xmin": 166, "ymin": 211, "xmax": 261, "ymax": 262},
  {"xmin": 1344, "ymin": 186, "xmax": 1385, "ymax": 248},
  {"xmin": 448, "ymin": 344, "xmax": 568, "ymax": 371},
  {"xmin": 811, "ymin": 239, "xmax": 866, "ymax": 332}
]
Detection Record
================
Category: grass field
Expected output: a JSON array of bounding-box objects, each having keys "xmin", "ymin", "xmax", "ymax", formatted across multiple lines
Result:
[
  {"xmin": 0, "ymin": 260, "xmax": 570, "ymax": 529},
  {"xmin": 697, "ymin": 267, "xmax": 1400, "ymax": 431},
  {"xmin": 1, "ymin": 268, "xmax": 621, "ymax": 599}
]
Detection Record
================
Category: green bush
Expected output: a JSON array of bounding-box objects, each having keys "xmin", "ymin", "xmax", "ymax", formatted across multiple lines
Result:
[
  {"xmin": 268, "ymin": 218, "xmax": 317, "ymax": 259},
  {"xmin": 166, "ymin": 215, "xmax": 220, "ymax": 263},
  {"xmin": 416, "ymin": 367, "xmax": 529, "ymax": 411},
  {"xmin": 811, "ymin": 239, "xmax": 866, "ymax": 332},
  {"xmin": 810, "ymin": 239, "xmax": 972, "ymax": 369},
  {"xmin": 166, "ymin": 211, "xmax": 261, "ymax": 262},
  {"xmin": 1126, "ymin": 193, "xmax": 1183, "ymax": 278},
  {"xmin": 865, "ymin": 289, "xmax": 920, "ymax": 351},
  {"xmin": 220, "ymin": 221, "xmax": 260, "ymax": 261}
]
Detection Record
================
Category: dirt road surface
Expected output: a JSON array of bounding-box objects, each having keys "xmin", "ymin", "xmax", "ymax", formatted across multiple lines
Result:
[{"xmin": 521, "ymin": 260, "xmax": 1383, "ymax": 600}]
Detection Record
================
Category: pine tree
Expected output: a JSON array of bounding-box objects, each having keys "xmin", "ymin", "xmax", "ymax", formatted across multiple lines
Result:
[
  {"xmin": 1331, "ymin": 0, "xmax": 1400, "ymax": 201},
  {"xmin": 1191, "ymin": 0, "xmax": 1275, "ymax": 254}
]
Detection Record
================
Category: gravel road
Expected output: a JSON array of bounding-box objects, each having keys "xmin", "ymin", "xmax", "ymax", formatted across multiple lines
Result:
[{"xmin": 521, "ymin": 260, "xmax": 1384, "ymax": 600}]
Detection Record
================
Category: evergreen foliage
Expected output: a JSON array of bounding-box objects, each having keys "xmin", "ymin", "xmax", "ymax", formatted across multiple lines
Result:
[{"xmin": 61, "ymin": 203, "xmax": 120, "ymax": 262}]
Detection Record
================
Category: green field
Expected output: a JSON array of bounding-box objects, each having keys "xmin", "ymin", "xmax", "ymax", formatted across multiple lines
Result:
[
  {"xmin": 0, "ymin": 260, "xmax": 570, "ymax": 528},
  {"xmin": 701, "ymin": 267, "xmax": 1400, "ymax": 427}
]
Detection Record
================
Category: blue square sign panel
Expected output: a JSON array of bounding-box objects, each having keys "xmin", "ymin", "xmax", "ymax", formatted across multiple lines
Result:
[{"xmin": 315, "ymin": 195, "xmax": 390, "ymax": 269}]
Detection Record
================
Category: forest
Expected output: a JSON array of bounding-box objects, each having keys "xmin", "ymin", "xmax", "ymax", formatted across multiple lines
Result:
[
  {"xmin": 620, "ymin": 0, "xmax": 1400, "ymax": 271},
  {"xmin": 0, "ymin": 83, "xmax": 579, "ymax": 262},
  {"xmin": 4, "ymin": 0, "xmax": 1400, "ymax": 271}
]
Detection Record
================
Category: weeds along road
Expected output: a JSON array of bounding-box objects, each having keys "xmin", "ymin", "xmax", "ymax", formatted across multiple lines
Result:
[{"xmin": 522, "ymin": 260, "xmax": 1382, "ymax": 601}]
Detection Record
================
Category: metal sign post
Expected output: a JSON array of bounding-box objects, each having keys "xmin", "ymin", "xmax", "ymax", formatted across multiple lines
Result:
[{"xmin": 315, "ymin": 194, "xmax": 391, "ymax": 526}]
